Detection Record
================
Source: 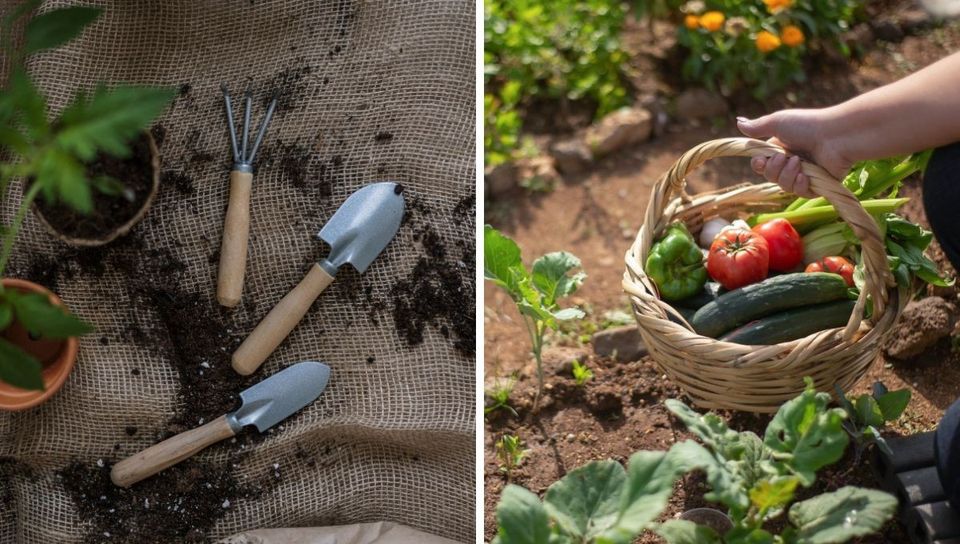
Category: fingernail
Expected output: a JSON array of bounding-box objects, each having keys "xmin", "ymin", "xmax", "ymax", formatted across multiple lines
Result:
[{"xmin": 736, "ymin": 116, "xmax": 749, "ymax": 124}]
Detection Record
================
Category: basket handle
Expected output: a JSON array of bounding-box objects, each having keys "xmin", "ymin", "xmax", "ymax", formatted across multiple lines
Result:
[{"xmin": 641, "ymin": 137, "xmax": 894, "ymax": 339}]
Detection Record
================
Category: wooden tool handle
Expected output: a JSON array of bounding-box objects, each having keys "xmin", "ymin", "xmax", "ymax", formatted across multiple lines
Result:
[
  {"xmin": 217, "ymin": 170, "xmax": 254, "ymax": 308},
  {"xmin": 110, "ymin": 415, "xmax": 236, "ymax": 488},
  {"xmin": 232, "ymin": 263, "xmax": 335, "ymax": 376}
]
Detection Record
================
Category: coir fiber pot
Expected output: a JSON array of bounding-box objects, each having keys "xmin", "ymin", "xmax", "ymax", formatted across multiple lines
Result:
[
  {"xmin": 0, "ymin": 278, "xmax": 79, "ymax": 411},
  {"xmin": 32, "ymin": 130, "xmax": 161, "ymax": 247},
  {"xmin": 623, "ymin": 137, "xmax": 907, "ymax": 413}
]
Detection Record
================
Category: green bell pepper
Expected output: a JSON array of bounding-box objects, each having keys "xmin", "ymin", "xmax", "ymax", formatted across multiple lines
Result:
[{"xmin": 644, "ymin": 222, "xmax": 707, "ymax": 301}]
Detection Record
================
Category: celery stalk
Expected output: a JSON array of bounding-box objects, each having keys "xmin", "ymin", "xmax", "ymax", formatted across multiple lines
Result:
[{"xmin": 749, "ymin": 198, "xmax": 909, "ymax": 230}]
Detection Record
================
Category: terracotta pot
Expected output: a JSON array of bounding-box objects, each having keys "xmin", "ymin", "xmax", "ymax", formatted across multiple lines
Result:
[
  {"xmin": 0, "ymin": 278, "xmax": 79, "ymax": 411},
  {"xmin": 679, "ymin": 508, "xmax": 734, "ymax": 534},
  {"xmin": 32, "ymin": 130, "xmax": 161, "ymax": 247}
]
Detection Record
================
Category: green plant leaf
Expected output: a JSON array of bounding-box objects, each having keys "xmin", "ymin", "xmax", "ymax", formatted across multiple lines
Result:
[
  {"xmin": 4, "ymin": 68, "xmax": 48, "ymax": 141},
  {"xmin": 749, "ymin": 476, "xmax": 799, "ymax": 514},
  {"xmin": 788, "ymin": 486, "xmax": 897, "ymax": 543},
  {"xmin": 532, "ymin": 251, "xmax": 585, "ymax": 306},
  {"xmin": 7, "ymin": 291, "xmax": 93, "ymax": 339},
  {"xmin": 764, "ymin": 379, "xmax": 849, "ymax": 486},
  {"xmin": 484, "ymin": 225, "xmax": 528, "ymax": 296},
  {"xmin": 666, "ymin": 399, "xmax": 743, "ymax": 460},
  {"xmin": 0, "ymin": 300, "xmax": 12, "ymax": 330},
  {"xmin": 656, "ymin": 520, "xmax": 721, "ymax": 544},
  {"xmin": 544, "ymin": 459, "xmax": 625, "ymax": 539},
  {"xmin": 23, "ymin": 6, "xmax": 102, "ymax": 55},
  {"xmin": 0, "ymin": 338, "xmax": 44, "ymax": 390},
  {"xmin": 599, "ymin": 448, "xmax": 687, "ymax": 542},
  {"xmin": 35, "ymin": 148, "xmax": 91, "ymax": 213},
  {"xmin": 724, "ymin": 526, "xmax": 775, "ymax": 544},
  {"xmin": 552, "ymin": 307, "xmax": 585, "ymax": 321},
  {"xmin": 496, "ymin": 485, "xmax": 551, "ymax": 544},
  {"xmin": 56, "ymin": 85, "xmax": 175, "ymax": 161},
  {"xmin": 874, "ymin": 389, "xmax": 910, "ymax": 422},
  {"xmin": 854, "ymin": 395, "xmax": 885, "ymax": 429}
]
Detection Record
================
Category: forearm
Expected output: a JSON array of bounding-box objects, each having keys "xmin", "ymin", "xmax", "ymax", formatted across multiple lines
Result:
[{"xmin": 821, "ymin": 52, "xmax": 960, "ymax": 163}]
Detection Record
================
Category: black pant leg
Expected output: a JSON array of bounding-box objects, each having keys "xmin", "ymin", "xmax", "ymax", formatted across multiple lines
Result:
[{"xmin": 923, "ymin": 142, "xmax": 960, "ymax": 272}]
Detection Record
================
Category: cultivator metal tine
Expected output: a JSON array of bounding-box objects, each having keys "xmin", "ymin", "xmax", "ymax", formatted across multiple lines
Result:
[
  {"xmin": 221, "ymin": 84, "xmax": 240, "ymax": 164},
  {"xmin": 240, "ymin": 91, "xmax": 252, "ymax": 164},
  {"xmin": 247, "ymin": 96, "xmax": 277, "ymax": 165}
]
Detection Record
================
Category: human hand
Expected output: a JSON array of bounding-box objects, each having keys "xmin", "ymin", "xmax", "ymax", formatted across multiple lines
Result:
[{"xmin": 736, "ymin": 109, "xmax": 852, "ymax": 198}]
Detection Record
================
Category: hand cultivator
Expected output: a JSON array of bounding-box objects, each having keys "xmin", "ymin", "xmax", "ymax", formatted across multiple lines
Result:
[{"xmin": 217, "ymin": 84, "xmax": 278, "ymax": 308}]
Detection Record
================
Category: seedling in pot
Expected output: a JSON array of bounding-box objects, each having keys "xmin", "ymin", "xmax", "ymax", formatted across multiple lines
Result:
[
  {"xmin": 484, "ymin": 225, "xmax": 586, "ymax": 410},
  {"xmin": 0, "ymin": 2, "xmax": 174, "ymax": 395}
]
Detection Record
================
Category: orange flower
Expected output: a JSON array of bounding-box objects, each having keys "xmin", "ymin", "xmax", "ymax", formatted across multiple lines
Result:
[
  {"xmin": 699, "ymin": 11, "xmax": 725, "ymax": 32},
  {"xmin": 763, "ymin": 0, "xmax": 793, "ymax": 13},
  {"xmin": 782, "ymin": 25, "xmax": 805, "ymax": 47},
  {"xmin": 684, "ymin": 14, "xmax": 700, "ymax": 30},
  {"xmin": 755, "ymin": 30, "xmax": 781, "ymax": 53}
]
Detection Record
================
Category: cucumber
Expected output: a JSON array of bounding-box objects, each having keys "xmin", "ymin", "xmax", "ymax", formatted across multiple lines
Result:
[
  {"xmin": 690, "ymin": 272, "xmax": 849, "ymax": 338},
  {"xmin": 719, "ymin": 300, "xmax": 857, "ymax": 345},
  {"xmin": 674, "ymin": 282, "xmax": 725, "ymax": 311}
]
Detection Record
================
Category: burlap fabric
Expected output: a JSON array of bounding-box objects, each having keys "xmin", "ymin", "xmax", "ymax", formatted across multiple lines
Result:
[{"xmin": 0, "ymin": 1, "xmax": 475, "ymax": 543}]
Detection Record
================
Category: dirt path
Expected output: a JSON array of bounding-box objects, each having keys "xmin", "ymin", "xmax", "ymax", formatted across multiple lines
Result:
[{"xmin": 484, "ymin": 14, "xmax": 960, "ymax": 542}]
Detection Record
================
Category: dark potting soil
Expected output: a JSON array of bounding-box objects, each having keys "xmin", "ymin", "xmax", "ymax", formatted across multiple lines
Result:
[
  {"xmin": 59, "ymin": 460, "xmax": 253, "ymax": 544},
  {"xmin": 34, "ymin": 132, "xmax": 155, "ymax": 241},
  {"xmin": 261, "ymin": 65, "xmax": 313, "ymax": 114},
  {"xmin": 257, "ymin": 140, "xmax": 336, "ymax": 198}
]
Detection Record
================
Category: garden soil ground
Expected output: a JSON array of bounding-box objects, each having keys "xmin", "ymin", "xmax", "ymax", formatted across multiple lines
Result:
[{"xmin": 483, "ymin": 5, "xmax": 960, "ymax": 541}]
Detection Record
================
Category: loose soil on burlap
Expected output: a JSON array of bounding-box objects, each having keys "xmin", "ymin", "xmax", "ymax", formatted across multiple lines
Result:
[
  {"xmin": 484, "ymin": 4, "xmax": 960, "ymax": 542},
  {"xmin": 3, "ymin": 77, "xmax": 475, "ymax": 542}
]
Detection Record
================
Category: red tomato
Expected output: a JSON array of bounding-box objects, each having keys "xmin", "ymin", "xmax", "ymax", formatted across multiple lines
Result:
[
  {"xmin": 707, "ymin": 227, "xmax": 770, "ymax": 290},
  {"xmin": 752, "ymin": 219, "xmax": 803, "ymax": 272},
  {"xmin": 805, "ymin": 256, "xmax": 855, "ymax": 287}
]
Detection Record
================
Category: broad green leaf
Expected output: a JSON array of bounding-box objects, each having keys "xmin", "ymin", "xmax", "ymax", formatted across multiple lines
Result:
[
  {"xmin": 7, "ymin": 291, "xmax": 93, "ymax": 339},
  {"xmin": 764, "ymin": 380, "xmax": 849, "ymax": 486},
  {"xmin": 56, "ymin": 85, "xmax": 175, "ymax": 161},
  {"xmin": 666, "ymin": 399, "xmax": 742, "ymax": 459},
  {"xmin": 2, "ymin": 0, "xmax": 42, "ymax": 30},
  {"xmin": 656, "ymin": 520, "xmax": 721, "ymax": 544},
  {"xmin": 544, "ymin": 459, "xmax": 624, "ymax": 539},
  {"xmin": 5, "ymin": 68, "xmax": 48, "ymax": 140},
  {"xmin": 35, "ymin": 148, "xmax": 90, "ymax": 213},
  {"xmin": 725, "ymin": 526, "xmax": 775, "ymax": 544},
  {"xmin": 0, "ymin": 301, "xmax": 12, "ymax": 330},
  {"xmin": 749, "ymin": 476, "xmax": 799, "ymax": 514},
  {"xmin": 600, "ymin": 449, "xmax": 682, "ymax": 542},
  {"xmin": 496, "ymin": 485, "xmax": 551, "ymax": 544},
  {"xmin": 788, "ymin": 487, "xmax": 897, "ymax": 543},
  {"xmin": 854, "ymin": 396, "xmax": 885, "ymax": 429},
  {"xmin": 0, "ymin": 338, "xmax": 44, "ymax": 390},
  {"xmin": 484, "ymin": 225, "xmax": 527, "ymax": 296},
  {"xmin": 531, "ymin": 251, "xmax": 585, "ymax": 305},
  {"xmin": 24, "ymin": 6, "xmax": 102, "ymax": 54}
]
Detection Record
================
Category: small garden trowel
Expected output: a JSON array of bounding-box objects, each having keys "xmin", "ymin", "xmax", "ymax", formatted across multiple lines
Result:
[
  {"xmin": 231, "ymin": 182, "xmax": 405, "ymax": 376},
  {"xmin": 110, "ymin": 361, "xmax": 330, "ymax": 488}
]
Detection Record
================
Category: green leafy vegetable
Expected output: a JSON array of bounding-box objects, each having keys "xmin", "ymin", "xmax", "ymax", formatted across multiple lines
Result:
[
  {"xmin": 484, "ymin": 225, "xmax": 585, "ymax": 407},
  {"xmin": 0, "ymin": 338, "xmax": 44, "ymax": 390},
  {"xmin": 495, "ymin": 485, "xmax": 551, "ymax": 544},
  {"xmin": 836, "ymin": 382, "xmax": 910, "ymax": 460}
]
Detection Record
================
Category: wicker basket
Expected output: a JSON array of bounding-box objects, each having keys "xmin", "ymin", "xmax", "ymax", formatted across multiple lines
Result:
[{"xmin": 623, "ymin": 138, "xmax": 907, "ymax": 413}]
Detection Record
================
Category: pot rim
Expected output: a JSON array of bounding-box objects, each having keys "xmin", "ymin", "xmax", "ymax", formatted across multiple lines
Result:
[
  {"xmin": 0, "ymin": 278, "xmax": 79, "ymax": 411},
  {"xmin": 31, "ymin": 129, "xmax": 161, "ymax": 247}
]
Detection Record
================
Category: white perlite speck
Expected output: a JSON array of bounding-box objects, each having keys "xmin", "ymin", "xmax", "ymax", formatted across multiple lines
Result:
[{"xmin": 222, "ymin": 499, "xmax": 231, "ymax": 508}]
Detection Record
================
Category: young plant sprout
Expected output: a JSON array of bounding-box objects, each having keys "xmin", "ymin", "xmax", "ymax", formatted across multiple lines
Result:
[
  {"xmin": 485, "ymin": 375, "xmax": 519, "ymax": 418},
  {"xmin": 0, "ymin": 3, "xmax": 174, "ymax": 388},
  {"xmin": 571, "ymin": 360, "xmax": 593, "ymax": 386},
  {"xmin": 835, "ymin": 382, "xmax": 911, "ymax": 463},
  {"xmin": 484, "ymin": 225, "xmax": 586, "ymax": 410},
  {"xmin": 495, "ymin": 434, "xmax": 528, "ymax": 481}
]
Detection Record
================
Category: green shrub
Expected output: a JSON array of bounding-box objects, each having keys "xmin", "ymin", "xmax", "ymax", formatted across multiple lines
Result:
[
  {"xmin": 484, "ymin": 0, "xmax": 631, "ymax": 166},
  {"xmin": 675, "ymin": 0, "xmax": 859, "ymax": 98}
]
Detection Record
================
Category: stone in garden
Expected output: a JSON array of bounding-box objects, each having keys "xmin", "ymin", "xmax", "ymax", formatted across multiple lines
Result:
[
  {"xmin": 585, "ymin": 107, "xmax": 652, "ymax": 158},
  {"xmin": 550, "ymin": 138, "xmax": 592, "ymax": 175},
  {"xmin": 898, "ymin": 8, "xmax": 933, "ymax": 34},
  {"xmin": 516, "ymin": 156, "xmax": 560, "ymax": 190},
  {"xmin": 872, "ymin": 19, "xmax": 905, "ymax": 42},
  {"xmin": 485, "ymin": 162, "xmax": 517, "ymax": 198},
  {"xmin": 675, "ymin": 88, "xmax": 729, "ymax": 120},
  {"xmin": 885, "ymin": 296, "xmax": 957, "ymax": 360},
  {"xmin": 540, "ymin": 346, "xmax": 589, "ymax": 376},
  {"xmin": 592, "ymin": 325, "xmax": 647, "ymax": 362}
]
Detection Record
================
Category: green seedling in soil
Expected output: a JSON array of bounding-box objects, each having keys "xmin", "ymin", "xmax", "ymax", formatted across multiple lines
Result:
[
  {"xmin": 494, "ymin": 378, "xmax": 898, "ymax": 544},
  {"xmin": 0, "ymin": 1, "xmax": 175, "ymax": 389},
  {"xmin": 571, "ymin": 360, "xmax": 592, "ymax": 387},
  {"xmin": 484, "ymin": 225, "xmax": 586, "ymax": 410},
  {"xmin": 495, "ymin": 434, "xmax": 528, "ymax": 480},
  {"xmin": 835, "ymin": 381, "xmax": 911, "ymax": 463},
  {"xmin": 485, "ymin": 375, "xmax": 519, "ymax": 418}
]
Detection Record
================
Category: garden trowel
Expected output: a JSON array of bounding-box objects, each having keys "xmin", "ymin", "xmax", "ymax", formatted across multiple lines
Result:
[
  {"xmin": 111, "ymin": 361, "xmax": 331, "ymax": 488},
  {"xmin": 231, "ymin": 182, "xmax": 405, "ymax": 376}
]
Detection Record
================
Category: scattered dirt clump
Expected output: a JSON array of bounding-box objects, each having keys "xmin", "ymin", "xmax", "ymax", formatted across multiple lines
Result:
[
  {"xmin": 34, "ymin": 132, "xmax": 155, "ymax": 241},
  {"xmin": 59, "ymin": 460, "xmax": 253, "ymax": 543},
  {"xmin": 262, "ymin": 65, "xmax": 313, "ymax": 113}
]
